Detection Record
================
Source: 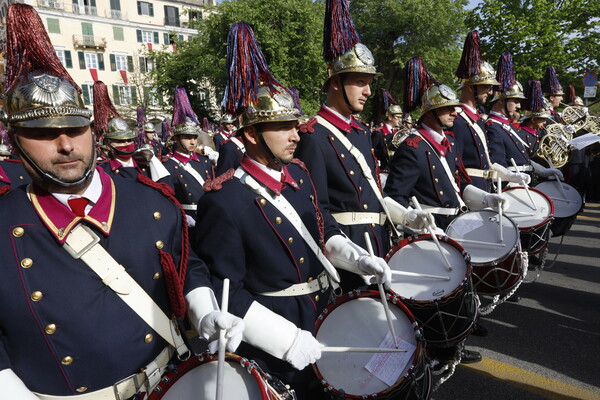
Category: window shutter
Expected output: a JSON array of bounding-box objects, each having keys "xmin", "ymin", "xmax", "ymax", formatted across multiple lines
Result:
[
  {"xmin": 78, "ymin": 51, "xmax": 86, "ymax": 69},
  {"xmin": 139, "ymin": 57, "xmax": 146, "ymax": 74},
  {"xmin": 82, "ymin": 84, "xmax": 90, "ymax": 105},
  {"xmin": 97, "ymin": 53, "xmax": 105, "ymax": 71},
  {"xmin": 137, "ymin": 1, "xmax": 142, "ymax": 15},
  {"xmin": 149, "ymin": 3, "xmax": 154, "ymax": 17},
  {"xmin": 65, "ymin": 51, "xmax": 73, "ymax": 68},
  {"xmin": 153, "ymin": 32, "xmax": 159, "ymax": 44},
  {"xmin": 109, "ymin": 54, "xmax": 116, "ymax": 71},
  {"xmin": 110, "ymin": 0, "xmax": 121, "ymax": 11},
  {"xmin": 112, "ymin": 86, "xmax": 121, "ymax": 106},
  {"xmin": 127, "ymin": 56, "xmax": 134, "ymax": 73},
  {"xmin": 131, "ymin": 87, "xmax": 138, "ymax": 105},
  {"xmin": 163, "ymin": 33, "xmax": 169, "ymax": 45},
  {"xmin": 136, "ymin": 29, "xmax": 142, "ymax": 43}
]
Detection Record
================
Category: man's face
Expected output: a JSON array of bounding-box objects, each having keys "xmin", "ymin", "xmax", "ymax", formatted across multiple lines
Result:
[
  {"xmin": 16, "ymin": 125, "xmax": 94, "ymax": 192},
  {"xmin": 506, "ymin": 98, "xmax": 521, "ymax": 114},
  {"xmin": 145, "ymin": 131, "xmax": 155, "ymax": 141},
  {"xmin": 388, "ymin": 114, "xmax": 402, "ymax": 128},
  {"xmin": 531, "ymin": 117, "xmax": 546, "ymax": 130},
  {"xmin": 256, "ymin": 121, "xmax": 299, "ymax": 168},
  {"xmin": 549, "ymin": 94, "xmax": 563, "ymax": 108},
  {"xmin": 476, "ymin": 84, "xmax": 494, "ymax": 104},
  {"xmin": 109, "ymin": 138, "xmax": 134, "ymax": 150},
  {"xmin": 437, "ymin": 106, "xmax": 459, "ymax": 128},
  {"xmin": 176, "ymin": 134, "xmax": 198, "ymax": 154},
  {"xmin": 223, "ymin": 123, "xmax": 234, "ymax": 132},
  {"xmin": 337, "ymin": 72, "xmax": 373, "ymax": 113}
]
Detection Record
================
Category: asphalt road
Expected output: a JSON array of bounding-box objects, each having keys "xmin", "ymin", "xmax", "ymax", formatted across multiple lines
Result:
[{"xmin": 432, "ymin": 203, "xmax": 600, "ymax": 400}]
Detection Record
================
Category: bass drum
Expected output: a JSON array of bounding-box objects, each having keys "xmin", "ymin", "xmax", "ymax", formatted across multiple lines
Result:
[
  {"xmin": 386, "ymin": 235, "xmax": 477, "ymax": 347},
  {"xmin": 534, "ymin": 181, "xmax": 583, "ymax": 237},
  {"xmin": 314, "ymin": 291, "xmax": 431, "ymax": 400},
  {"xmin": 148, "ymin": 352, "xmax": 293, "ymax": 399}
]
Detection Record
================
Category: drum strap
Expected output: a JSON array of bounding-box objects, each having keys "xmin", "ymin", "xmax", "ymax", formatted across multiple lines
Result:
[
  {"xmin": 419, "ymin": 204, "xmax": 462, "ymax": 216},
  {"xmin": 331, "ymin": 211, "xmax": 387, "ymax": 225},
  {"xmin": 457, "ymin": 109, "xmax": 494, "ymax": 167},
  {"xmin": 315, "ymin": 115, "xmax": 400, "ymax": 237},
  {"xmin": 171, "ymin": 157, "xmax": 205, "ymax": 187},
  {"xmin": 507, "ymin": 165, "xmax": 533, "ymax": 172},
  {"xmin": 465, "ymin": 168, "xmax": 498, "ymax": 179},
  {"xmin": 488, "ymin": 118, "xmax": 530, "ymax": 148},
  {"xmin": 62, "ymin": 224, "xmax": 189, "ymax": 358},
  {"xmin": 234, "ymin": 168, "xmax": 341, "ymax": 287}
]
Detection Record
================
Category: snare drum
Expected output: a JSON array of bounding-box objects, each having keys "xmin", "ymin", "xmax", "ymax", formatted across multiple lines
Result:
[
  {"xmin": 446, "ymin": 210, "xmax": 524, "ymax": 295},
  {"xmin": 502, "ymin": 187, "xmax": 554, "ymax": 255},
  {"xmin": 386, "ymin": 235, "xmax": 477, "ymax": 347},
  {"xmin": 534, "ymin": 181, "xmax": 583, "ymax": 237},
  {"xmin": 313, "ymin": 291, "xmax": 432, "ymax": 400},
  {"xmin": 148, "ymin": 352, "xmax": 292, "ymax": 399}
]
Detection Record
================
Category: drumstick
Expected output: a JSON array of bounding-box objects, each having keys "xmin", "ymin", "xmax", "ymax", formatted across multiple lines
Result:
[
  {"xmin": 216, "ymin": 278, "xmax": 230, "ymax": 400},
  {"xmin": 546, "ymin": 158, "xmax": 569, "ymax": 200},
  {"xmin": 411, "ymin": 196, "xmax": 453, "ymax": 272},
  {"xmin": 320, "ymin": 346, "xmax": 407, "ymax": 353},
  {"xmin": 364, "ymin": 232, "xmax": 398, "ymax": 349},
  {"xmin": 497, "ymin": 177, "xmax": 504, "ymax": 243},
  {"xmin": 390, "ymin": 270, "xmax": 451, "ymax": 281},
  {"xmin": 450, "ymin": 238, "xmax": 506, "ymax": 247},
  {"xmin": 510, "ymin": 158, "xmax": 537, "ymax": 211}
]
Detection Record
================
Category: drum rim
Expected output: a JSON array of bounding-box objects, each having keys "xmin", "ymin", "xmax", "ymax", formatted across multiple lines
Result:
[
  {"xmin": 534, "ymin": 181, "xmax": 583, "ymax": 217},
  {"xmin": 502, "ymin": 186, "xmax": 555, "ymax": 230},
  {"xmin": 384, "ymin": 234, "xmax": 472, "ymax": 303},
  {"xmin": 312, "ymin": 290, "xmax": 423, "ymax": 398}
]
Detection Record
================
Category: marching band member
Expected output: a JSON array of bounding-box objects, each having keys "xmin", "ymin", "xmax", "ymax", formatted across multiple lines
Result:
[
  {"xmin": 372, "ymin": 90, "xmax": 403, "ymax": 176},
  {"xmin": 542, "ymin": 66, "xmax": 565, "ymax": 124},
  {"xmin": 162, "ymin": 87, "xmax": 214, "ymax": 227},
  {"xmin": 0, "ymin": 5, "xmax": 244, "ymax": 398},
  {"xmin": 215, "ymin": 129, "xmax": 247, "ymax": 176},
  {"xmin": 0, "ymin": 129, "xmax": 31, "ymax": 188},
  {"xmin": 136, "ymin": 105, "xmax": 166, "ymax": 160},
  {"xmin": 519, "ymin": 79, "xmax": 551, "ymax": 159},
  {"xmin": 193, "ymin": 22, "xmax": 391, "ymax": 400},
  {"xmin": 94, "ymin": 81, "xmax": 173, "ymax": 186},
  {"xmin": 295, "ymin": 0, "xmax": 393, "ymax": 292},
  {"xmin": 213, "ymin": 113, "xmax": 237, "ymax": 151}
]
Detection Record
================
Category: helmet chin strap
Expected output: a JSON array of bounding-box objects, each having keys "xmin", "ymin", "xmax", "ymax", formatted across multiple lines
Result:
[
  {"xmin": 14, "ymin": 135, "xmax": 95, "ymax": 188},
  {"xmin": 338, "ymin": 74, "xmax": 359, "ymax": 115},
  {"xmin": 255, "ymin": 124, "xmax": 289, "ymax": 168},
  {"xmin": 433, "ymin": 109, "xmax": 449, "ymax": 131}
]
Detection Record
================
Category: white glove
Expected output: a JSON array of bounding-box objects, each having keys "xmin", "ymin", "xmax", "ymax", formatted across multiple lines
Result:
[
  {"xmin": 482, "ymin": 193, "xmax": 510, "ymax": 212},
  {"xmin": 546, "ymin": 168, "xmax": 564, "ymax": 180},
  {"xmin": 200, "ymin": 311, "xmax": 245, "ymax": 354},
  {"xmin": 283, "ymin": 329, "xmax": 322, "ymax": 370},
  {"xmin": 0, "ymin": 369, "xmax": 40, "ymax": 399},
  {"xmin": 383, "ymin": 197, "xmax": 431, "ymax": 230},
  {"xmin": 185, "ymin": 214, "xmax": 196, "ymax": 228},
  {"xmin": 566, "ymin": 125, "xmax": 576, "ymax": 134},
  {"xmin": 531, "ymin": 161, "xmax": 564, "ymax": 180},
  {"xmin": 357, "ymin": 255, "xmax": 392, "ymax": 289},
  {"xmin": 404, "ymin": 209, "xmax": 431, "ymax": 230},
  {"xmin": 204, "ymin": 147, "xmax": 219, "ymax": 165},
  {"xmin": 491, "ymin": 163, "xmax": 531, "ymax": 185}
]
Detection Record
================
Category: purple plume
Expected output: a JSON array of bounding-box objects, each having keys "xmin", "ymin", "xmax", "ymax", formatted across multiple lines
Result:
[
  {"xmin": 172, "ymin": 86, "xmax": 198, "ymax": 126},
  {"xmin": 456, "ymin": 30, "xmax": 482, "ymax": 79},
  {"xmin": 323, "ymin": 0, "xmax": 361, "ymax": 62}
]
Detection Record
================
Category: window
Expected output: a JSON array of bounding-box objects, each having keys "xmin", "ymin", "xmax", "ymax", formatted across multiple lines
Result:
[
  {"xmin": 137, "ymin": 30, "xmax": 159, "ymax": 44},
  {"xmin": 81, "ymin": 83, "xmax": 94, "ymax": 105},
  {"xmin": 110, "ymin": 54, "xmax": 134, "ymax": 72},
  {"xmin": 137, "ymin": 1, "xmax": 154, "ymax": 16},
  {"xmin": 47, "ymin": 18, "xmax": 60, "ymax": 34},
  {"xmin": 188, "ymin": 11, "xmax": 201, "ymax": 21},
  {"xmin": 114, "ymin": 54, "xmax": 127, "ymax": 71},
  {"xmin": 164, "ymin": 5, "xmax": 179, "ymax": 27},
  {"xmin": 142, "ymin": 30, "xmax": 153, "ymax": 43},
  {"xmin": 145, "ymin": 87, "xmax": 160, "ymax": 106},
  {"xmin": 139, "ymin": 57, "xmax": 155, "ymax": 73},
  {"xmin": 84, "ymin": 52, "xmax": 98, "ymax": 69},
  {"xmin": 54, "ymin": 47, "xmax": 73, "ymax": 68},
  {"xmin": 113, "ymin": 27, "xmax": 124, "ymax": 41},
  {"xmin": 78, "ymin": 52, "xmax": 104, "ymax": 70},
  {"xmin": 113, "ymin": 85, "xmax": 137, "ymax": 106},
  {"xmin": 110, "ymin": 0, "xmax": 120, "ymax": 10}
]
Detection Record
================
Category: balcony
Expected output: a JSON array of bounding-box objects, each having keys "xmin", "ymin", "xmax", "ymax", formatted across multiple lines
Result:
[
  {"xmin": 72, "ymin": 35, "xmax": 107, "ymax": 49},
  {"xmin": 106, "ymin": 9, "xmax": 126, "ymax": 20},
  {"xmin": 72, "ymin": 3, "xmax": 97, "ymax": 16},
  {"xmin": 37, "ymin": 0, "xmax": 65, "ymax": 10}
]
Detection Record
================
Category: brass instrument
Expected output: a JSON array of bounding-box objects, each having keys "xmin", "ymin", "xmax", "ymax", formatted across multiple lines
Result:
[
  {"xmin": 560, "ymin": 105, "xmax": 588, "ymax": 131},
  {"xmin": 386, "ymin": 127, "xmax": 410, "ymax": 161},
  {"xmin": 536, "ymin": 123, "xmax": 573, "ymax": 168}
]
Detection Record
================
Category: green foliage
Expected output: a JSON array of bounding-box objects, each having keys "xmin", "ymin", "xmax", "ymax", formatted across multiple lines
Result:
[{"xmin": 467, "ymin": 0, "xmax": 600, "ymax": 101}]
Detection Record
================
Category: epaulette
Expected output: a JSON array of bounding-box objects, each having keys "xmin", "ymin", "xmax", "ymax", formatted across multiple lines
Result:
[
  {"xmin": 485, "ymin": 120, "xmax": 494, "ymax": 126},
  {"xmin": 405, "ymin": 136, "xmax": 422, "ymax": 149},
  {"xmin": 299, "ymin": 117, "xmax": 318, "ymax": 134},
  {"xmin": 203, "ymin": 168, "xmax": 235, "ymax": 192}
]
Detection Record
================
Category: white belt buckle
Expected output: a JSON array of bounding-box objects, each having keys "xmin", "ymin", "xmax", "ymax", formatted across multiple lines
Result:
[
  {"xmin": 317, "ymin": 273, "xmax": 329, "ymax": 293},
  {"xmin": 113, "ymin": 372, "xmax": 142, "ymax": 400},
  {"xmin": 63, "ymin": 224, "xmax": 100, "ymax": 259}
]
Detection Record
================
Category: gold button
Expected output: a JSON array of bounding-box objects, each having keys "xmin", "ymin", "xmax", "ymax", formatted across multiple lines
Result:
[
  {"xmin": 21, "ymin": 258, "xmax": 33, "ymax": 268},
  {"xmin": 76, "ymin": 387, "xmax": 88, "ymax": 393},
  {"xmin": 341, "ymin": 153, "xmax": 345, "ymax": 158},
  {"xmin": 62, "ymin": 356, "xmax": 73, "ymax": 365},
  {"xmin": 153, "ymin": 272, "xmax": 161, "ymax": 280},
  {"xmin": 299, "ymin": 179, "xmax": 303, "ymax": 185},
  {"xmin": 454, "ymin": 157, "xmax": 458, "ymax": 161},
  {"xmin": 188, "ymin": 193, "xmax": 192, "ymax": 196},
  {"xmin": 315, "ymin": 295, "xmax": 320, "ymax": 302},
  {"xmin": 45, "ymin": 324, "xmax": 57, "ymax": 334},
  {"xmin": 115, "ymin": 169, "xmax": 120, "ymax": 174},
  {"xmin": 350, "ymin": 170, "xmax": 355, "ymax": 175},
  {"xmin": 12, "ymin": 227, "xmax": 24, "ymax": 237},
  {"xmin": 184, "ymin": 184, "xmax": 188, "ymax": 187},
  {"xmin": 434, "ymin": 178, "xmax": 439, "ymax": 183},
  {"xmin": 155, "ymin": 240, "xmax": 164, "ymax": 250},
  {"xmin": 439, "ymin": 191, "xmax": 444, "ymax": 195},
  {"xmin": 179, "ymin": 175, "xmax": 184, "ymax": 178},
  {"xmin": 275, "ymin": 217, "xmax": 282, "ymax": 224},
  {"xmin": 359, "ymin": 186, "xmax": 362, "ymax": 191},
  {"xmin": 288, "ymin": 237, "xmax": 294, "ymax": 244},
  {"xmin": 307, "ymin": 277, "xmax": 313, "ymax": 282},
  {"xmin": 260, "ymin": 199, "xmax": 267, "ymax": 206},
  {"xmin": 299, "ymin": 257, "xmax": 305, "ymax": 264},
  {"xmin": 371, "ymin": 223, "xmax": 376, "ymax": 227},
  {"xmin": 432, "ymin": 165, "xmax": 436, "ymax": 170},
  {"xmin": 427, "ymin": 151, "xmax": 431, "ymax": 155},
  {"xmin": 145, "ymin": 333, "xmax": 153, "ymax": 343},
  {"xmin": 363, "ymin": 204, "xmax": 368, "ymax": 210},
  {"xmin": 31, "ymin": 291, "xmax": 43, "ymax": 301},
  {"xmin": 309, "ymin": 195, "xmax": 314, "ymax": 201},
  {"xmin": 174, "ymin": 165, "xmax": 179, "ymax": 169},
  {"xmin": 153, "ymin": 212, "xmax": 161, "ymax": 220},
  {"xmin": 19, "ymin": 176, "xmax": 24, "ymax": 180}
]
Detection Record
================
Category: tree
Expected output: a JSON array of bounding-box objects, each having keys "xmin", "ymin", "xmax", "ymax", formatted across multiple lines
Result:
[
  {"xmin": 148, "ymin": 0, "xmax": 326, "ymax": 119},
  {"xmin": 350, "ymin": 0, "xmax": 469, "ymax": 122},
  {"xmin": 466, "ymin": 0, "xmax": 600, "ymax": 101}
]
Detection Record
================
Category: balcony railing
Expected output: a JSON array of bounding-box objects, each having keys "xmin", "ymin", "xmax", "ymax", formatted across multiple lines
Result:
[
  {"xmin": 106, "ymin": 9, "xmax": 126, "ymax": 20},
  {"xmin": 37, "ymin": 0, "xmax": 65, "ymax": 10},
  {"xmin": 72, "ymin": 3, "xmax": 97, "ymax": 16},
  {"xmin": 72, "ymin": 35, "xmax": 107, "ymax": 49}
]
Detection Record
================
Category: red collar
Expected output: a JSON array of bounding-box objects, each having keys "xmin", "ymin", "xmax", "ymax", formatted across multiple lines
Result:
[
  {"xmin": 173, "ymin": 151, "xmax": 199, "ymax": 165},
  {"xmin": 317, "ymin": 106, "xmax": 364, "ymax": 134},
  {"xmin": 28, "ymin": 167, "xmax": 116, "ymax": 243},
  {"xmin": 240, "ymin": 157, "xmax": 299, "ymax": 196},
  {"xmin": 109, "ymin": 158, "xmax": 139, "ymax": 171},
  {"xmin": 417, "ymin": 127, "xmax": 452, "ymax": 157},
  {"xmin": 460, "ymin": 104, "xmax": 481, "ymax": 121},
  {"xmin": 489, "ymin": 113, "xmax": 511, "ymax": 125},
  {"xmin": 0, "ymin": 165, "xmax": 8, "ymax": 184},
  {"xmin": 521, "ymin": 125, "xmax": 538, "ymax": 136},
  {"xmin": 381, "ymin": 125, "xmax": 392, "ymax": 136}
]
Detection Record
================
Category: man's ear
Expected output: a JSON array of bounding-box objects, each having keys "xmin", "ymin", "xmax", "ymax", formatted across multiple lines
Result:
[{"xmin": 242, "ymin": 125, "xmax": 259, "ymax": 145}]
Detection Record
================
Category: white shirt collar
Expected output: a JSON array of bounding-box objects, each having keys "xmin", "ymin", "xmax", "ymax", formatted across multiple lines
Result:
[
  {"xmin": 462, "ymin": 103, "xmax": 477, "ymax": 114},
  {"xmin": 52, "ymin": 169, "xmax": 102, "ymax": 212},
  {"xmin": 117, "ymin": 157, "xmax": 135, "ymax": 167},
  {"xmin": 323, "ymin": 105, "xmax": 352, "ymax": 124},
  {"xmin": 421, "ymin": 123, "xmax": 444, "ymax": 144},
  {"xmin": 247, "ymin": 155, "xmax": 282, "ymax": 181}
]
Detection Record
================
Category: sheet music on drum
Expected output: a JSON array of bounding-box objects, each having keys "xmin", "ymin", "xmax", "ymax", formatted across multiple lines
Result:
[
  {"xmin": 447, "ymin": 212, "xmax": 485, "ymax": 236},
  {"xmin": 568, "ymin": 133, "xmax": 600, "ymax": 150},
  {"xmin": 364, "ymin": 332, "xmax": 416, "ymax": 387}
]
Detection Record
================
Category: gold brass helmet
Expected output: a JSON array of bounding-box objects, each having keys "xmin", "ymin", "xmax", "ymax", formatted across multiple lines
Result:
[
  {"xmin": 103, "ymin": 117, "xmax": 136, "ymax": 141},
  {"xmin": 323, "ymin": 43, "xmax": 382, "ymax": 91},
  {"xmin": 4, "ymin": 72, "xmax": 91, "ymax": 128},
  {"xmin": 142, "ymin": 122, "xmax": 155, "ymax": 133},
  {"xmin": 422, "ymin": 84, "xmax": 461, "ymax": 115},
  {"xmin": 491, "ymin": 81, "xmax": 527, "ymax": 102},
  {"xmin": 386, "ymin": 104, "xmax": 403, "ymax": 118},
  {"xmin": 172, "ymin": 116, "xmax": 200, "ymax": 136},
  {"xmin": 0, "ymin": 143, "xmax": 11, "ymax": 156},
  {"xmin": 220, "ymin": 113, "xmax": 236, "ymax": 124},
  {"xmin": 523, "ymin": 106, "xmax": 551, "ymax": 120},
  {"xmin": 239, "ymin": 84, "xmax": 304, "ymax": 130},
  {"xmin": 457, "ymin": 61, "xmax": 500, "ymax": 90}
]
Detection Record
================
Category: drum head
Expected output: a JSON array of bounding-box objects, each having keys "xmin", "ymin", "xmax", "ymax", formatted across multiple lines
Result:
[
  {"xmin": 502, "ymin": 187, "xmax": 553, "ymax": 229},
  {"xmin": 446, "ymin": 211, "xmax": 519, "ymax": 265},
  {"xmin": 386, "ymin": 236, "xmax": 468, "ymax": 301},
  {"xmin": 534, "ymin": 181, "xmax": 582, "ymax": 218},
  {"xmin": 151, "ymin": 356, "xmax": 264, "ymax": 400},
  {"xmin": 314, "ymin": 293, "xmax": 418, "ymax": 396}
]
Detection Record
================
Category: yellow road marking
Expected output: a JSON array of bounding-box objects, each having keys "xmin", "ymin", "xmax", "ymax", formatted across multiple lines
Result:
[
  {"xmin": 462, "ymin": 358, "xmax": 600, "ymax": 400},
  {"xmin": 577, "ymin": 215, "xmax": 600, "ymax": 221}
]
